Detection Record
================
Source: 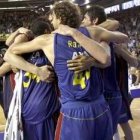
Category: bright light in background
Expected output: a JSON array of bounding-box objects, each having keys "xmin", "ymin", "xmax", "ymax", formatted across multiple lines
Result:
[
  {"xmin": 71, "ymin": 0, "xmax": 75, "ymax": 2},
  {"xmin": 0, "ymin": 6, "xmax": 27, "ymax": 10},
  {"xmin": 35, "ymin": 10, "xmax": 38, "ymax": 13},
  {"xmin": 8, "ymin": 0, "xmax": 28, "ymax": 1},
  {"xmin": 58, "ymin": 1, "xmax": 63, "ymax": 3},
  {"xmin": 105, "ymin": 5, "xmax": 120, "ymax": 14},
  {"xmin": 84, "ymin": 0, "xmax": 90, "ymax": 4},
  {"xmin": 50, "ymin": 5, "xmax": 53, "ymax": 9},
  {"xmin": 134, "ymin": 0, "xmax": 140, "ymax": 6},
  {"xmin": 42, "ymin": 8, "xmax": 45, "ymax": 11},
  {"xmin": 86, "ymin": 5, "xmax": 91, "ymax": 9}
]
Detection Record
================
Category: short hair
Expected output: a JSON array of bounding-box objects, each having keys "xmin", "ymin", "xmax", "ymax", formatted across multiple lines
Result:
[
  {"xmin": 86, "ymin": 5, "xmax": 107, "ymax": 25},
  {"xmin": 30, "ymin": 18, "xmax": 53, "ymax": 36},
  {"xmin": 53, "ymin": 1, "xmax": 81, "ymax": 28}
]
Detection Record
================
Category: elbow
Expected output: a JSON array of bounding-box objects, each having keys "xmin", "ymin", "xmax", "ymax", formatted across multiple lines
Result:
[
  {"xmin": 5, "ymin": 40, "xmax": 11, "ymax": 47},
  {"xmin": 110, "ymin": 20, "xmax": 120, "ymax": 31},
  {"xmin": 4, "ymin": 51, "xmax": 11, "ymax": 62},
  {"xmin": 114, "ymin": 20, "xmax": 120, "ymax": 29},
  {"xmin": 122, "ymin": 35, "xmax": 129, "ymax": 43},
  {"xmin": 125, "ymin": 35, "xmax": 129, "ymax": 42},
  {"xmin": 7, "ymin": 45, "xmax": 19, "ymax": 55},
  {"xmin": 111, "ymin": 20, "xmax": 120, "ymax": 31},
  {"xmin": 5, "ymin": 41, "xmax": 9, "ymax": 46},
  {"xmin": 101, "ymin": 54, "xmax": 111, "ymax": 67},
  {"xmin": 0, "ymin": 72, "xmax": 5, "ymax": 77}
]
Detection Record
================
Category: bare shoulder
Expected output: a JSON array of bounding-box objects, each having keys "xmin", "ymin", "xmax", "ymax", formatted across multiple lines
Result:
[
  {"xmin": 87, "ymin": 25, "xmax": 105, "ymax": 32},
  {"xmin": 86, "ymin": 25, "xmax": 103, "ymax": 41},
  {"xmin": 34, "ymin": 34, "xmax": 54, "ymax": 44},
  {"xmin": 36, "ymin": 34, "xmax": 55, "ymax": 52}
]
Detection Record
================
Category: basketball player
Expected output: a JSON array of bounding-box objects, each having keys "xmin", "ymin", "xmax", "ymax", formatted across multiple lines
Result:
[
  {"xmin": 69, "ymin": 5, "xmax": 123, "ymax": 134},
  {"xmin": 4, "ymin": 18, "xmax": 60, "ymax": 140}
]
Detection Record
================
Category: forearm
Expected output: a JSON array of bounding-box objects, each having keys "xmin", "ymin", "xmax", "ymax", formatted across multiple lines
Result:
[
  {"xmin": 99, "ymin": 19, "xmax": 120, "ymax": 31},
  {"xmin": 0, "ymin": 62, "xmax": 12, "ymax": 76},
  {"xmin": 118, "ymin": 49, "xmax": 138, "ymax": 67},
  {"xmin": 72, "ymin": 30, "xmax": 109, "ymax": 64},
  {"xmin": 87, "ymin": 56, "xmax": 110, "ymax": 68},
  {"xmin": 92, "ymin": 61, "xmax": 110, "ymax": 68},
  {"xmin": 103, "ymin": 31, "xmax": 129, "ymax": 43},
  {"xmin": 4, "ymin": 51, "xmax": 39, "ymax": 75},
  {"xmin": 88, "ymin": 26, "xmax": 128, "ymax": 44},
  {"xmin": 6, "ymin": 30, "xmax": 19, "ymax": 46}
]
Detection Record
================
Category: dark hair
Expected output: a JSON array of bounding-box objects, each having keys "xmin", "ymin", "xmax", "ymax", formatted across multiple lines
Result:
[
  {"xmin": 30, "ymin": 18, "xmax": 53, "ymax": 36},
  {"xmin": 86, "ymin": 5, "xmax": 107, "ymax": 25},
  {"xmin": 53, "ymin": 1, "xmax": 81, "ymax": 28}
]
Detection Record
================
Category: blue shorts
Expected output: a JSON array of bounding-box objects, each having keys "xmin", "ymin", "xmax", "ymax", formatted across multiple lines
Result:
[
  {"xmin": 55, "ymin": 95, "xmax": 113, "ymax": 140},
  {"xmin": 23, "ymin": 116, "xmax": 57, "ymax": 140},
  {"xmin": 104, "ymin": 91, "xmax": 122, "ymax": 134}
]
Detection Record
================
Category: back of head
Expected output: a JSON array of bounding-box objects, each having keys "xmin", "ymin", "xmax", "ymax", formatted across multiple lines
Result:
[
  {"xmin": 30, "ymin": 18, "xmax": 53, "ymax": 37},
  {"xmin": 86, "ymin": 5, "xmax": 107, "ymax": 25},
  {"xmin": 53, "ymin": 1, "xmax": 81, "ymax": 28}
]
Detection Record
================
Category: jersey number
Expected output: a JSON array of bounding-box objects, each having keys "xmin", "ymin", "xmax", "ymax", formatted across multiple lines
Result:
[{"xmin": 73, "ymin": 70, "xmax": 90, "ymax": 89}]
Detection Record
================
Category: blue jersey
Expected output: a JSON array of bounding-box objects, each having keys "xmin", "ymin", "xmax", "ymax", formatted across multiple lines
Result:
[
  {"xmin": 116, "ymin": 57, "xmax": 128, "ymax": 94},
  {"xmin": 54, "ymin": 27, "xmax": 103, "ymax": 104},
  {"xmin": 116, "ymin": 56, "xmax": 133, "ymax": 122},
  {"xmin": 22, "ymin": 51, "xmax": 60, "ymax": 124},
  {"xmin": 3, "ymin": 72, "xmax": 15, "ymax": 118},
  {"xmin": 102, "ymin": 43, "xmax": 120, "ymax": 92}
]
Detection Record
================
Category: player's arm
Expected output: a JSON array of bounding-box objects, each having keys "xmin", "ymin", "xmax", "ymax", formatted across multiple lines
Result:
[
  {"xmin": 114, "ymin": 44, "xmax": 139, "ymax": 67},
  {"xmin": 98, "ymin": 19, "xmax": 120, "ymax": 31},
  {"xmin": 67, "ymin": 56, "xmax": 110, "ymax": 74},
  {"xmin": 87, "ymin": 26, "xmax": 129, "ymax": 43},
  {"xmin": 67, "ymin": 41, "xmax": 111, "ymax": 73},
  {"xmin": 0, "ymin": 62, "xmax": 12, "ymax": 77},
  {"xmin": 4, "ymin": 35, "xmax": 46, "ymax": 70},
  {"xmin": 68, "ymin": 35, "xmax": 111, "ymax": 65},
  {"xmin": 6, "ymin": 35, "xmax": 47, "ymax": 55},
  {"xmin": 53, "ymin": 25, "xmax": 110, "ymax": 65},
  {"xmin": 6, "ymin": 30, "xmax": 19, "ymax": 46},
  {"xmin": 2, "ymin": 33, "xmax": 29, "ymax": 74},
  {"xmin": 93, "ymin": 41, "xmax": 111, "ymax": 67},
  {"xmin": 6, "ymin": 27, "xmax": 31, "ymax": 46},
  {"xmin": 134, "ymin": 70, "xmax": 140, "ymax": 86},
  {"xmin": 4, "ymin": 35, "xmax": 54, "ymax": 81}
]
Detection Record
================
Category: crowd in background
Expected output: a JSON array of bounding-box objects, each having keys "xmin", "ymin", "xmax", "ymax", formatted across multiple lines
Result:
[
  {"xmin": 109, "ymin": 7, "xmax": 140, "ymax": 53},
  {"xmin": 0, "ymin": 11, "xmax": 38, "ymax": 40},
  {"xmin": 109, "ymin": 7, "xmax": 140, "ymax": 87},
  {"xmin": 0, "ymin": 7, "xmax": 140, "ymax": 48},
  {"xmin": 0, "ymin": 12, "xmax": 37, "ymax": 34}
]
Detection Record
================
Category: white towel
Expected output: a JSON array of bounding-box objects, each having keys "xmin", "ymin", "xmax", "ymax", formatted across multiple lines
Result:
[{"xmin": 4, "ymin": 70, "xmax": 23, "ymax": 140}]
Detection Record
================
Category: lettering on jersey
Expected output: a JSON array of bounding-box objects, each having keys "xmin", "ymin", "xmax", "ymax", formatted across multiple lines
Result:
[
  {"xmin": 72, "ymin": 51, "xmax": 89, "ymax": 59},
  {"xmin": 72, "ymin": 51, "xmax": 90, "ymax": 89},
  {"xmin": 23, "ymin": 72, "xmax": 40, "ymax": 88},
  {"xmin": 68, "ymin": 40, "xmax": 81, "ymax": 48}
]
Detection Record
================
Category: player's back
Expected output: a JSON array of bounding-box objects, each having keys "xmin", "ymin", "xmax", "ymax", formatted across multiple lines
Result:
[
  {"xmin": 54, "ymin": 27, "xmax": 103, "ymax": 104},
  {"xmin": 22, "ymin": 51, "xmax": 60, "ymax": 124}
]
